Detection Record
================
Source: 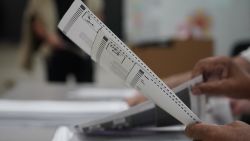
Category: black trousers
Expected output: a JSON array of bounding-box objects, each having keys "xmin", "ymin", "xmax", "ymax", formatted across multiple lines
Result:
[{"xmin": 46, "ymin": 49, "xmax": 94, "ymax": 83}]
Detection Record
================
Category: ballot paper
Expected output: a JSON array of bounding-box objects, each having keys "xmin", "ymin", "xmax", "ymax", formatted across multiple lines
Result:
[{"xmin": 58, "ymin": 0, "xmax": 200, "ymax": 125}]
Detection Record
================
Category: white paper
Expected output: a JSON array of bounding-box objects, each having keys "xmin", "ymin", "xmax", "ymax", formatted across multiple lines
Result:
[
  {"xmin": 172, "ymin": 75, "xmax": 206, "ymax": 120},
  {"xmin": 206, "ymin": 98, "xmax": 234, "ymax": 124},
  {"xmin": 68, "ymin": 88, "xmax": 136, "ymax": 100},
  {"xmin": 58, "ymin": 0, "xmax": 200, "ymax": 125}
]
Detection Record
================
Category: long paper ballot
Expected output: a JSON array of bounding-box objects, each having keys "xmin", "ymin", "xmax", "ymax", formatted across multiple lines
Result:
[{"xmin": 58, "ymin": 0, "xmax": 201, "ymax": 125}]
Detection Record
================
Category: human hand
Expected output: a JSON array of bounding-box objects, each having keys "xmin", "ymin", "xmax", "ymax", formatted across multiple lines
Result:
[
  {"xmin": 185, "ymin": 121, "xmax": 250, "ymax": 141},
  {"xmin": 192, "ymin": 56, "xmax": 250, "ymax": 99},
  {"xmin": 230, "ymin": 99, "xmax": 250, "ymax": 115},
  {"xmin": 125, "ymin": 92, "xmax": 147, "ymax": 107},
  {"xmin": 32, "ymin": 19, "xmax": 65, "ymax": 49},
  {"xmin": 46, "ymin": 34, "xmax": 65, "ymax": 49}
]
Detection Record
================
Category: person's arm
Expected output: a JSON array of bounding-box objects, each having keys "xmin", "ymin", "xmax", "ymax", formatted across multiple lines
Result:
[
  {"xmin": 185, "ymin": 121, "xmax": 250, "ymax": 141},
  {"xmin": 32, "ymin": 18, "xmax": 47, "ymax": 40},
  {"xmin": 163, "ymin": 71, "xmax": 191, "ymax": 88},
  {"xmin": 32, "ymin": 0, "xmax": 64, "ymax": 48},
  {"xmin": 32, "ymin": 18, "xmax": 64, "ymax": 48}
]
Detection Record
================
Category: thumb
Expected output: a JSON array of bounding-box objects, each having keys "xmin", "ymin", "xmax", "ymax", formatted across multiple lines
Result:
[{"xmin": 185, "ymin": 123, "xmax": 222, "ymax": 140}]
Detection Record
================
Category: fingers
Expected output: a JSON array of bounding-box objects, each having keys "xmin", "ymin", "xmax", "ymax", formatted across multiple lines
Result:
[
  {"xmin": 192, "ymin": 80, "xmax": 227, "ymax": 95},
  {"xmin": 192, "ymin": 57, "xmax": 217, "ymax": 77},
  {"xmin": 228, "ymin": 120, "xmax": 246, "ymax": 127},
  {"xmin": 192, "ymin": 58, "xmax": 209, "ymax": 78},
  {"xmin": 192, "ymin": 56, "xmax": 231, "ymax": 79},
  {"xmin": 186, "ymin": 121, "xmax": 250, "ymax": 141},
  {"xmin": 185, "ymin": 123, "xmax": 221, "ymax": 140}
]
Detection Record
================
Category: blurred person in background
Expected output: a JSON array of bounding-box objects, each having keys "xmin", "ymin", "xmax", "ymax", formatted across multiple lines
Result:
[{"xmin": 19, "ymin": 0, "xmax": 103, "ymax": 83}]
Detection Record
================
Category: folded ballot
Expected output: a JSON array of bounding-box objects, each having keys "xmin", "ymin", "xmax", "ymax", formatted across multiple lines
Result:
[{"xmin": 58, "ymin": 0, "xmax": 201, "ymax": 126}]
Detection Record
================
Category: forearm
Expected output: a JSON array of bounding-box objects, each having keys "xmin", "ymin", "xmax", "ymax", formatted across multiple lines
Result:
[
  {"xmin": 163, "ymin": 71, "xmax": 191, "ymax": 88},
  {"xmin": 32, "ymin": 19, "xmax": 48, "ymax": 40}
]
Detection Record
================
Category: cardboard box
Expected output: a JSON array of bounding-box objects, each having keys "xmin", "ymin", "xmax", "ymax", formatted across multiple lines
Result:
[{"xmin": 132, "ymin": 40, "xmax": 213, "ymax": 78}]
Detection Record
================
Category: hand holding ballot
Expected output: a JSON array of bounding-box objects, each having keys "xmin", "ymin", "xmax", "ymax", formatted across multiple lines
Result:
[
  {"xmin": 187, "ymin": 55, "xmax": 250, "ymax": 141},
  {"xmin": 192, "ymin": 56, "xmax": 250, "ymax": 99},
  {"xmin": 186, "ymin": 121, "xmax": 250, "ymax": 141}
]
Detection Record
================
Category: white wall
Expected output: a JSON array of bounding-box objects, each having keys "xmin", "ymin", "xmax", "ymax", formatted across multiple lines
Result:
[{"xmin": 124, "ymin": 0, "xmax": 250, "ymax": 55}]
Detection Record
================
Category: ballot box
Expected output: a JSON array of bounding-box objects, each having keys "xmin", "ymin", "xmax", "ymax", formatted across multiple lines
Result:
[{"xmin": 132, "ymin": 39, "xmax": 213, "ymax": 78}]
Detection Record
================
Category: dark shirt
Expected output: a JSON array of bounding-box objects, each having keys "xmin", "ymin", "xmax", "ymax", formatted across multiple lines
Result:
[
  {"xmin": 56, "ymin": 0, "xmax": 75, "ymax": 19},
  {"xmin": 55, "ymin": 0, "xmax": 86, "ymax": 55},
  {"xmin": 47, "ymin": 0, "xmax": 93, "ymax": 83},
  {"xmin": 104, "ymin": 0, "xmax": 123, "ymax": 39},
  {"xmin": 56, "ymin": 0, "xmax": 76, "ymax": 44}
]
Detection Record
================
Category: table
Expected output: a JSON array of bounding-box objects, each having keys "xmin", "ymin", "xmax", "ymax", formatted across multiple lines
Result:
[{"xmin": 0, "ymin": 82, "xmax": 190, "ymax": 141}]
